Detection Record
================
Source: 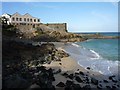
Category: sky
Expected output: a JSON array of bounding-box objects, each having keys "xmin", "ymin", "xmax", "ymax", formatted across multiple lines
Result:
[{"xmin": 2, "ymin": 2, "xmax": 118, "ymax": 32}]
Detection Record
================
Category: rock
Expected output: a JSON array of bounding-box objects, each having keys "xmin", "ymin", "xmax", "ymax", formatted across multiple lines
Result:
[
  {"xmin": 85, "ymin": 77, "xmax": 90, "ymax": 84},
  {"xmin": 106, "ymin": 86, "xmax": 111, "ymax": 89},
  {"xmin": 61, "ymin": 72, "xmax": 68, "ymax": 78},
  {"xmin": 47, "ymin": 61, "xmax": 51, "ymax": 64},
  {"xmin": 72, "ymin": 84, "xmax": 81, "ymax": 89},
  {"xmin": 112, "ymin": 78, "xmax": 117, "ymax": 83},
  {"xmin": 36, "ymin": 66, "xmax": 46, "ymax": 71},
  {"xmin": 117, "ymin": 84, "xmax": 119, "ymax": 87},
  {"xmin": 109, "ymin": 75, "xmax": 115, "ymax": 80},
  {"xmin": 75, "ymin": 76, "xmax": 83, "ymax": 83},
  {"xmin": 4, "ymin": 75, "xmax": 30, "ymax": 88},
  {"xmin": 66, "ymin": 80, "xmax": 73, "ymax": 86},
  {"xmin": 56, "ymin": 82, "xmax": 65, "ymax": 87},
  {"xmin": 59, "ymin": 63, "xmax": 62, "ymax": 65},
  {"xmin": 103, "ymin": 80, "xmax": 109, "ymax": 83},
  {"xmin": 79, "ymin": 71, "xmax": 84, "ymax": 76},
  {"xmin": 49, "ymin": 85, "xmax": 55, "ymax": 90},
  {"xmin": 75, "ymin": 72, "xmax": 79, "ymax": 76},
  {"xmin": 91, "ymin": 78, "xmax": 98, "ymax": 85},
  {"xmin": 68, "ymin": 74, "xmax": 74, "ymax": 80},
  {"xmin": 86, "ymin": 67, "xmax": 90, "ymax": 70},
  {"xmin": 109, "ymin": 76, "xmax": 112, "ymax": 80},
  {"xmin": 97, "ymin": 84, "xmax": 102, "ymax": 89},
  {"xmin": 29, "ymin": 84, "xmax": 41, "ymax": 89},
  {"xmin": 52, "ymin": 76, "xmax": 55, "ymax": 81},
  {"xmin": 53, "ymin": 69, "xmax": 61, "ymax": 74},
  {"xmin": 112, "ymin": 85, "xmax": 117, "ymax": 89},
  {"xmin": 83, "ymin": 85, "xmax": 91, "ymax": 90}
]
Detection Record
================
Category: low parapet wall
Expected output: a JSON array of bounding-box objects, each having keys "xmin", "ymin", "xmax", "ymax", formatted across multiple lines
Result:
[
  {"xmin": 12, "ymin": 23, "xmax": 68, "ymax": 33},
  {"xmin": 44, "ymin": 23, "xmax": 67, "ymax": 32}
]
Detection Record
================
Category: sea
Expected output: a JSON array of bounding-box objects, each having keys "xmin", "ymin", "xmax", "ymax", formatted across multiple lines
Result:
[{"xmin": 64, "ymin": 32, "xmax": 120, "ymax": 76}]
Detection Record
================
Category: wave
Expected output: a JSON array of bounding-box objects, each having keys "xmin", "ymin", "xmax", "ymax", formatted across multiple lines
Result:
[
  {"xmin": 90, "ymin": 49, "xmax": 101, "ymax": 60},
  {"xmin": 86, "ymin": 39, "xmax": 93, "ymax": 42},
  {"xmin": 71, "ymin": 43, "xmax": 80, "ymax": 47},
  {"xmin": 64, "ymin": 42, "xmax": 119, "ymax": 76}
]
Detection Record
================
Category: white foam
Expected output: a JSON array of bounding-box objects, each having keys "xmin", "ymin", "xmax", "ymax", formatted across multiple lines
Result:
[
  {"xmin": 86, "ymin": 39, "xmax": 93, "ymax": 42},
  {"xmin": 90, "ymin": 49, "xmax": 101, "ymax": 59},
  {"xmin": 64, "ymin": 42, "xmax": 119, "ymax": 76},
  {"xmin": 71, "ymin": 43, "xmax": 80, "ymax": 47}
]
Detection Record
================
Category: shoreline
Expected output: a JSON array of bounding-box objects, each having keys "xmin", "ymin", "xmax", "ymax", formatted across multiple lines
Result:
[
  {"xmin": 2, "ymin": 39, "xmax": 119, "ymax": 89},
  {"xmin": 42, "ymin": 42, "xmax": 118, "ymax": 88}
]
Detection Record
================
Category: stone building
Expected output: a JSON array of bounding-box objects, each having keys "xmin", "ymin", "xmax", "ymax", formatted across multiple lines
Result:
[
  {"xmin": 2, "ymin": 12, "xmax": 40, "ymax": 25},
  {"xmin": 2, "ymin": 12, "xmax": 67, "ymax": 32}
]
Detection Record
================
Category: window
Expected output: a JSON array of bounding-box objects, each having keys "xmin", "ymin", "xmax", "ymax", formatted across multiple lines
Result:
[
  {"xmin": 12, "ymin": 17, "xmax": 15, "ymax": 21},
  {"xmin": 19, "ymin": 18, "xmax": 22, "ymax": 21},
  {"xmin": 34, "ymin": 19, "xmax": 36, "ymax": 22},
  {"xmin": 30, "ymin": 19, "xmax": 32, "ymax": 22},
  {"xmin": 38, "ymin": 19, "xmax": 40, "ymax": 22},
  {"xmin": 24, "ymin": 18, "xmax": 26, "ymax": 21},
  {"xmin": 27, "ymin": 18, "xmax": 29, "ymax": 22},
  {"xmin": 16, "ymin": 18, "xmax": 18, "ymax": 21}
]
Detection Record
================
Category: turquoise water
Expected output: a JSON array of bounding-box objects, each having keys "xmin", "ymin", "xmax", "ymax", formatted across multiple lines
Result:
[
  {"xmin": 77, "ymin": 39, "xmax": 119, "ymax": 61},
  {"xmin": 64, "ymin": 32, "xmax": 119, "ymax": 75}
]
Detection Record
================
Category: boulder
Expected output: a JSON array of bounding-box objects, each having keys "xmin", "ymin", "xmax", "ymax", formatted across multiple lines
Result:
[
  {"xmin": 56, "ymin": 82, "xmax": 65, "ymax": 87},
  {"xmin": 75, "ymin": 76, "xmax": 83, "ymax": 83},
  {"xmin": 4, "ymin": 75, "xmax": 30, "ymax": 88},
  {"xmin": 53, "ymin": 69, "xmax": 61, "ymax": 74},
  {"xmin": 109, "ymin": 75, "xmax": 115, "ymax": 80},
  {"xmin": 106, "ymin": 86, "xmax": 111, "ymax": 89},
  {"xmin": 112, "ymin": 85, "xmax": 117, "ymax": 89},
  {"xmin": 103, "ymin": 80, "xmax": 109, "ymax": 83},
  {"xmin": 97, "ymin": 84, "xmax": 102, "ymax": 89},
  {"xmin": 91, "ymin": 78, "xmax": 98, "ymax": 85},
  {"xmin": 79, "ymin": 71, "xmax": 84, "ymax": 76},
  {"xmin": 66, "ymin": 80, "xmax": 73, "ymax": 86},
  {"xmin": 68, "ymin": 74, "xmax": 74, "ymax": 80},
  {"xmin": 29, "ymin": 83, "xmax": 41, "ymax": 89},
  {"xmin": 83, "ymin": 85, "xmax": 91, "ymax": 90},
  {"xmin": 61, "ymin": 72, "xmax": 68, "ymax": 78},
  {"xmin": 72, "ymin": 84, "xmax": 81, "ymax": 89},
  {"xmin": 86, "ymin": 67, "xmax": 90, "ymax": 70},
  {"xmin": 112, "ymin": 78, "xmax": 117, "ymax": 83}
]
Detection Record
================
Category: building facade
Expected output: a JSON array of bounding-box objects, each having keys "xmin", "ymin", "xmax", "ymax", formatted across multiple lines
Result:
[
  {"xmin": 2, "ymin": 12, "xmax": 40, "ymax": 25},
  {"xmin": 1, "ymin": 12, "xmax": 67, "ymax": 32}
]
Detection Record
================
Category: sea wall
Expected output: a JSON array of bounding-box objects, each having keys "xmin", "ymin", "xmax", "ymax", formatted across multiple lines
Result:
[
  {"xmin": 13, "ymin": 23, "xmax": 67, "ymax": 33},
  {"xmin": 43, "ymin": 23, "xmax": 67, "ymax": 32}
]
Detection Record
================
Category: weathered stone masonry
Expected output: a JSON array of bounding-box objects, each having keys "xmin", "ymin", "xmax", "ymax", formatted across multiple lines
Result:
[{"xmin": 2, "ymin": 12, "xmax": 67, "ymax": 32}]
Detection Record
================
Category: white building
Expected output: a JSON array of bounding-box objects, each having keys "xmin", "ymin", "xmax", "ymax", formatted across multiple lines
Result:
[
  {"xmin": 2, "ymin": 12, "xmax": 40, "ymax": 25},
  {"xmin": 2, "ymin": 13, "xmax": 11, "ymax": 25}
]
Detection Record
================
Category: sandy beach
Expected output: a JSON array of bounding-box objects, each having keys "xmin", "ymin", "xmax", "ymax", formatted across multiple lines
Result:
[{"xmin": 42, "ymin": 42, "xmax": 117, "ymax": 88}]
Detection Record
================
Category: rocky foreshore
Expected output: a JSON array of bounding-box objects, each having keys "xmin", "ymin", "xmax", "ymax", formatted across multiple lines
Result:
[
  {"xmin": 2, "ymin": 38, "xmax": 120, "ymax": 89},
  {"xmin": 2, "ymin": 25, "xmax": 120, "ymax": 89}
]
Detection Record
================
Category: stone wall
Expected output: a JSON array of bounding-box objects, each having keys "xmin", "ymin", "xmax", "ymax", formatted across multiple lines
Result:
[
  {"xmin": 43, "ymin": 23, "xmax": 67, "ymax": 32},
  {"xmin": 14, "ymin": 23, "xmax": 67, "ymax": 33}
]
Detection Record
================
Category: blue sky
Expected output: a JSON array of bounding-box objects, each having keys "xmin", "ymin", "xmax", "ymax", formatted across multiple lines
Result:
[{"xmin": 2, "ymin": 2, "xmax": 118, "ymax": 32}]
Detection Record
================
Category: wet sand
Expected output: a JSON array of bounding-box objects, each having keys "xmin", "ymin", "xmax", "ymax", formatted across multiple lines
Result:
[{"xmin": 43, "ymin": 42, "xmax": 113, "ymax": 88}]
